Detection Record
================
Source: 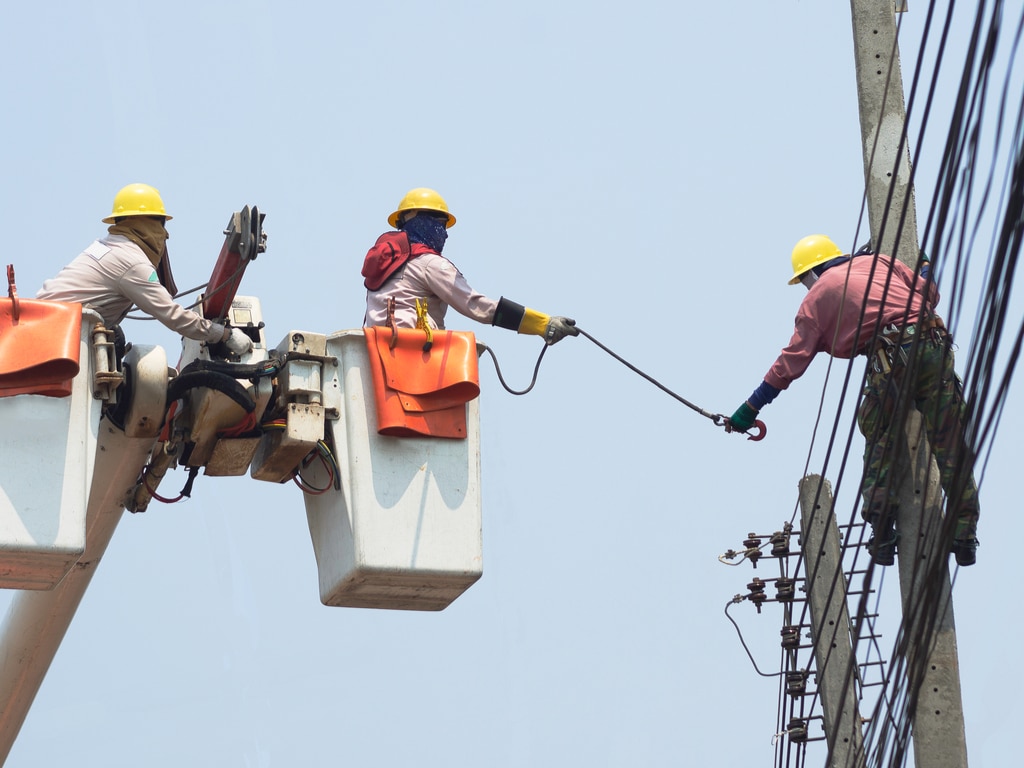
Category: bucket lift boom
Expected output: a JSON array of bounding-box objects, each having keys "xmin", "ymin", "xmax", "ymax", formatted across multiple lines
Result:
[
  {"xmin": 0, "ymin": 204, "xmax": 486, "ymax": 766},
  {"xmin": 0, "ymin": 207, "xmax": 269, "ymax": 764}
]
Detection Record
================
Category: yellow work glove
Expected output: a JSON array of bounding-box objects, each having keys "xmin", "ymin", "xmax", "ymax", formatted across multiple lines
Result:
[
  {"xmin": 542, "ymin": 315, "xmax": 579, "ymax": 345},
  {"xmin": 494, "ymin": 298, "xmax": 578, "ymax": 345}
]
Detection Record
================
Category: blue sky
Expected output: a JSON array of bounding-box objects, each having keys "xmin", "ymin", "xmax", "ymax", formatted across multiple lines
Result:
[{"xmin": 1, "ymin": 2, "xmax": 1021, "ymax": 766}]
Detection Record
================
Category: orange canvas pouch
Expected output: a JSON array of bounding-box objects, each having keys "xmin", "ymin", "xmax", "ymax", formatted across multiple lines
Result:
[
  {"xmin": 0, "ymin": 298, "xmax": 82, "ymax": 398},
  {"xmin": 364, "ymin": 327, "xmax": 480, "ymax": 438}
]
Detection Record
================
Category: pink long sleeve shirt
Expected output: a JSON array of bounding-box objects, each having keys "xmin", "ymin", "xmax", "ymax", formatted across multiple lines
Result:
[{"xmin": 763, "ymin": 254, "xmax": 937, "ymax": 391}]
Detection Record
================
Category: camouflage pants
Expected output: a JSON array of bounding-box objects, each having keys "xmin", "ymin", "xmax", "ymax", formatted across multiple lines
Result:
[{"xmin": 856, "ymin": 330, "xmax": 979, "ymax": 532}]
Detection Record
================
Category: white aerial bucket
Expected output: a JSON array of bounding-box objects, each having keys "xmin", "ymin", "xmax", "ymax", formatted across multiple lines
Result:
[
  {"xmin": 0, "ymin": 307, "xmax": 103, "ymax": 590},
  {"xmin": 303, "ymin": 329, "xmax": 483, "ymax": 611}
]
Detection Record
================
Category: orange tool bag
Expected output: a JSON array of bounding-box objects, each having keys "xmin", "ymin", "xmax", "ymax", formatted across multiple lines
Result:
[
  {"xmin": 364, "ymin": 326, "xmax": 480, "ymax": 438},
  {"xmin": 0, "ymin": 266, "xmax": 82, "ymax": 398}
]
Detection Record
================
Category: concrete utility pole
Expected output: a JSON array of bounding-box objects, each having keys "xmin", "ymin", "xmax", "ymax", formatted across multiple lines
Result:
[
  {"xmin": 847, "ymin": 2, "xmax": 969, "ymax": 766},
  {"xmin": 798, "ymin": 476, "xmax": 864, "ymax": 768},
  {"xmin": 850, "ymin": 0, "xmax": 919, "ymax": 263}
]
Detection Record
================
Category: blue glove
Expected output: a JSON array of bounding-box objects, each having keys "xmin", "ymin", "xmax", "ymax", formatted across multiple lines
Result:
[{"xmin": 728, "ymin": 402, "xmax": 759, "ymax": 433}]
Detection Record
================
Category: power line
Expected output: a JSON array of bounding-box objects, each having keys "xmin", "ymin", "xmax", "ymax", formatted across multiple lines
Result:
[{"xmin": 728, "ymin": 3, "xmax": 1024, "ymax": 765}]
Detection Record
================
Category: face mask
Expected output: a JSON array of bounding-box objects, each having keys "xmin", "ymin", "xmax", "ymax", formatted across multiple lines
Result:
[
  {"xmin": 402, "ymin": 213, "xmax": 449, "ymax": 254},
  {"xmin": 108, "ymin": 216, "xmax": 168, "ymax": 268}
]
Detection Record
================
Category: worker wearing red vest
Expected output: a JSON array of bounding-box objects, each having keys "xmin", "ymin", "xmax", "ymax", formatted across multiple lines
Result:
[
  {"xmin": 37, "ymin": 183, "xmax": 252, "ymax": 355},
  {"xmin": 726, "ymin": 235, "xmax": 980, "ymax": 567},
  {"xmin": 362, "ymin": 187, "xmax": 578, "ymax": 344}
]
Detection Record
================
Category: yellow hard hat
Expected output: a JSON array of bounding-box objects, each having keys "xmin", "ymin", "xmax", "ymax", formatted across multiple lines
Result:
[
  {"xmin": 789, "ymin": 234, "xmax": 844, "ymax": 284},
  {"xmin": 102, "ymin": 183, "xmax": 172, "ymax": 224},
  {"xmin": 388, "ymin": 187, "xmax": 456, "ymax": 229}
]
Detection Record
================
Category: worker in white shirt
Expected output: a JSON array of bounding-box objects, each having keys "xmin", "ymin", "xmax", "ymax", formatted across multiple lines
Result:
[
  {"xmin": 362, "ymin": 187, "xmax": 578, "ymax": 344},
  {"xmin": 38, "ymin": 183, "xmax": 252, "ymax": 355}
]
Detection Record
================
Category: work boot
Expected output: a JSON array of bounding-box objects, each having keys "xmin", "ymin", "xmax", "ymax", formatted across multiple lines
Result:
[
  {"xmin": 951, "ymin": 537, "xmax": 979, "ymax": 567},
  {"xmin": 950, "ymin": 507, "xmax": 980, "ymax": 567},
  {"xmin": 867, "ymin": 526, "xmax": 899, "ymax": 566},
  {"xmin": 863, "ymin": 488, "xmax": 898, "ymax": 566}
]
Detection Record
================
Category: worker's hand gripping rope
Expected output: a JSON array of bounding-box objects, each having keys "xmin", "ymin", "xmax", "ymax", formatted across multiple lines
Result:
[{"xmin": 544, "ymin": 316, "xmax": 579, "ymax": 345}]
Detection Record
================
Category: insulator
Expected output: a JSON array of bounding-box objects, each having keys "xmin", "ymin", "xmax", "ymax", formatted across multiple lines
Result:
[
  {"xmin": 744, "ymin": 534, "xmax": 761, "ymax": 568},
  {"xmin": 787, "ymin": 718, "xmax": 809, "ymax": 743},
  {"xmin": 781, "ymin": 625, "xmax": 801, "ymax": 649},
  {"xmin": 775, "ymin": 577, "xmax": 796, "ymax": 602},
  {"xmin": 770, "ymin": 529, "xmax": 791, "ymax": 557},
  {"xmin": 747, "ymin": 578, "xmax": 767, "ymax": 613},
  {"xmin": 786, "ymin": 670, "xmax": 808, "ymax": 697}
]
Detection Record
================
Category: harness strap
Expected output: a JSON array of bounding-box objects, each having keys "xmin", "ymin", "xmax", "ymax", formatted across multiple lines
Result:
[{"xmin": 870, "ymin": 314, "xmax": 949, "ymax": 373}]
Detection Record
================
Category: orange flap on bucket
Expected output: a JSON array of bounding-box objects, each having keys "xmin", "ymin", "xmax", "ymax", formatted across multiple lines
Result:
[
  {"xmin": 364, "ymin": 327, "xmax": 480, "ymax": 438},
  {"xmin": 0, "ymin": 299, "xmax": 83, "ymax": 398}
]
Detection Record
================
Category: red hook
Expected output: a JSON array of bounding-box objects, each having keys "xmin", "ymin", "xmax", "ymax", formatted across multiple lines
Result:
[
  {"xmin": 745, "ymin": 419, "xmax": 767, "ymax": 442},
  {"xmin": 724, "ymin": 417, "xmax": 767, "ymax": 441}
]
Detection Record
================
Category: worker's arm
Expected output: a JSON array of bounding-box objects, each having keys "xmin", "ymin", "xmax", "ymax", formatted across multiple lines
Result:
[
  {"xmin": 727, "ymin": 380, "xmax": 782, "ymax": 432},
  {"xmin": 728, "ymin": 312, "xmax": 823, "ymax": 433},
  {"xmin": 420, "ymin": 256, "xmax": 578, "ymax": 344},
  {"xmin": 117, "ymin": 261, "xmax": 227, "ymax": 342},
  {"xmin": 491, "ymin": 297, "xmax": 578, "ymax": 344},
  {"xmin": 903, "ymin": 254, "xmax": 939, "ymax": 308},
  {"xmin": 417, "ymin": 255, "xmax": 498, "ymax": 324}
]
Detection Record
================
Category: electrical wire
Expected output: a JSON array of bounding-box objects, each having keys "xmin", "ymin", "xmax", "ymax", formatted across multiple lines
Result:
[
  {"xmin": 736, "ymin": 3, "xmax": 1024, "ymax": 766},
  {"xmin": 262, "ymin": 420, "xmax": 342, "ymax": 495},
  {"xmin": 140, "ymin": 465, "xmax": 185, "ymax": 504},
  {"xmin": 857, "ymin": 6, "xmax": 1024, "ymax": 765},
  {"xmin": 724, "ymin": 598, "xmax": 786, "ymax": 679},
  {"xmin": 292, "ymin": 440, "xmax": 341, "ymax": 494}
]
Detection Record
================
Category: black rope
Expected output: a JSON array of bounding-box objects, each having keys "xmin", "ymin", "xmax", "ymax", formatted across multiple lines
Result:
[
  {"xmin": 576, "ymin": 327, "xmax": 726, "ymax": 425},
  {"xmin": 477, "ymin": 341, "xmax": 548, "ymax": 395},
  {"xmin": 479, "ymin": 327, "xmax": 732, "ymax": 429}
]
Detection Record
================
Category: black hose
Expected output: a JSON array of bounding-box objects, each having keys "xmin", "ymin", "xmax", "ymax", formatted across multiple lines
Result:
[
  {"xmin": 166, "ymin": 370, "xmax": 256, "ymax": 413},
  {"xmin": 178, "ymin": 353, "xmax": 281, "ymax": 381},
  {"xmin": 477, "ymin": 342, "xmax": 548, "ymax": 395}
]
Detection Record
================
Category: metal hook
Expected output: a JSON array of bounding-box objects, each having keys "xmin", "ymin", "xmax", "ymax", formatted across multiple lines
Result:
[
  {"xmin": 723, "ymin": 417, "xmax": 767, "ymax": 441},
  {"xmin": 414, "ymin": 298, "xmax": 433, "ymax": 352},
  {"xmin": 745, "ymin": 419, "xmax": 767, "ymax": 441},
  {"xmin": 6, "ymin": 264, "xmax": 20, "ymax": 323},
  {"xmin": 386, "ymin": 297, "xmax": 398, "ymax": 350}
]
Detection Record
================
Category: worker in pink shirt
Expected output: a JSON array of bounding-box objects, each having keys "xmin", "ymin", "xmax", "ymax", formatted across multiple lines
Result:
[{"xmin": 727, "ymin": 235, "xmax": 980, "ymax": 567}]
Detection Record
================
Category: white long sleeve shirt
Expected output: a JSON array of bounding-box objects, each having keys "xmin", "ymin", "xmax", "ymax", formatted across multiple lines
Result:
[
  {"xmin": 37, "ymin": 234, "xmax": 226, "ymax": 342},
  {"xmin": 363, "ymin": 252, "xmax": 499, "ymax": 330}
]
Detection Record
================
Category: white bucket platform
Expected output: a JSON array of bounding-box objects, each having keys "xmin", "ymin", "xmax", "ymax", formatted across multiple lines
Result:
[
  {"xmin": 303, "ymin": 329, "xmax": 483, "ymax": 611},
  {"xmin": 0, "ymin": 308, "xmax": 103, "ymax": 590}
]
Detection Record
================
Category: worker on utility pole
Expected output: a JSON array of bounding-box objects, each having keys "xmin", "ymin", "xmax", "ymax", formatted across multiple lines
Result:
[
  {"xmin": 362, "ymin": 187, "xmax": 579, "ymax": 344},
  {"xmin": 37, "ymin": 183, "xmax": 253, "ymax": 356},
  {"xmin": 725, "ymin": 234, "xmax": 980, "ymax": 567}
]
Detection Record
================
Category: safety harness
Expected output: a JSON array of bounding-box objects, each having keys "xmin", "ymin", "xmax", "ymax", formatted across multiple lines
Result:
[
  {"xmin": 870, "ymin": 314, "xmax": 948, "ymax": 374},
  {"xmin": 361, "ymin": 232, "xmax": 436, "ymax": 290}
]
